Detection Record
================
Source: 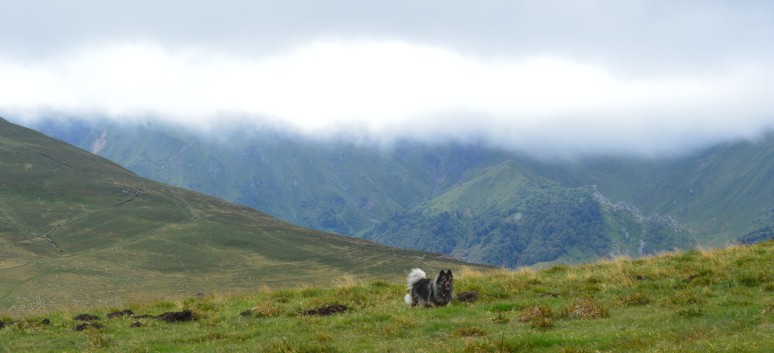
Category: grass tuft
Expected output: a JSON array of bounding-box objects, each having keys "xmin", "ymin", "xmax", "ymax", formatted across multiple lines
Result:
[
  {"xmin": 620, "ymin": 291, "xmax": 652, "ymax": 306},
  {"xmin": 558, "ymin": 346, "xmax": 593, "ymax": 353},
  {"xmin": 250, "ymin": 302, "xmax": 283, "ymax": 318},
  {"xmin": 530, "ymin": 317, "xmax": 555, "ymax": 330},
  {"xmin": 453, "ymin": 326, "xmax": 488, "ymax": 337},
  {"xmin": 87, "ymin": 332, "xmax": 111, "ymax": 350},
  {"xmin": 463, "ymin": 335, "xmax": 527, "ymax": 353},
  {"xmin": 677, "ymin": 305, "xmax": 704, "ymax": 318},
  {"xmin": 563, "ymin": 298, "xmax": 609, "ymax": 320},
  {"xmin": 490, "ymin": 311, "xmax": 511, "ymax": 324},
  {"xmin": 518, "ymin": 304, "xmax": 553, "ymax": 322}
]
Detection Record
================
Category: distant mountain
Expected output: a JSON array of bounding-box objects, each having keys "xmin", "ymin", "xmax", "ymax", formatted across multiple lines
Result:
[
  {"xmin": 553, "ymin": 137, "xmax": 774, "ymax": 245},
  {"xmin": 365, "ymin": 161, "xmax": 696, "ymax": 267},
  {"xmin": 0, "ymin": 117, "xmax": 465, "ymax": 310},
  {"xmin": 23, "ymin": 117, "xmax": 773, "ymax": 267},
  {"xmin": 30, "ymin": 118, "xmax": 506, "ymax": 236}
]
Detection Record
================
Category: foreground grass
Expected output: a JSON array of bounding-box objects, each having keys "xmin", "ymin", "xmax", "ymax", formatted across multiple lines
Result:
[{"xmin": 2, "ymin": 241, "xmax": 772, "ymax": 352}]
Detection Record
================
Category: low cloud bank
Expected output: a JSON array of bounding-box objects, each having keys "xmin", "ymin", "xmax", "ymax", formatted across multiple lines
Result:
[{"xmin": 2, "ymin": 40, "xmax": 773, "ymax": 158}]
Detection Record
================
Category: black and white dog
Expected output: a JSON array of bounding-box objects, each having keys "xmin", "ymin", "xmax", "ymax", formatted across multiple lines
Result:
[{"xmin": 404, "ymin": 268, "xmax": 453, "ymax": 307}]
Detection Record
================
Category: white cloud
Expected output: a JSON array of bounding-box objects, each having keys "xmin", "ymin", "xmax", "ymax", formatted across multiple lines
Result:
[
  {"xmin": 1, "ymin": 39, "xmax": 772, "ymax": 157},
  {"xmin": 2, "ymin": 1, "xmax": 774, "ymax": 157}
]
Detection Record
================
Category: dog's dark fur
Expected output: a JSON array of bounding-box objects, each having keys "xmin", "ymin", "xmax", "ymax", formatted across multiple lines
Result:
[{"xmin": 405, "ymin": 269, "xmax": 453, "ymax": 307}]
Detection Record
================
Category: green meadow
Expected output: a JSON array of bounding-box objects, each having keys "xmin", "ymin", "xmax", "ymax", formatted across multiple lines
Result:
[{"xmin": 2, "ymin": 241, "xmax": 772, "ymax": 352}]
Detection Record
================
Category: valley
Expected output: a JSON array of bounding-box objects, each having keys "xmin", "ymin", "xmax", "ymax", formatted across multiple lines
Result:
[
  {"xmin": 24, "ymin": 117, "xmax": 773, "ymax": 267},
  {"xmin": 0, "ymin": 118, "xmax": 468, "ymax": 314}
]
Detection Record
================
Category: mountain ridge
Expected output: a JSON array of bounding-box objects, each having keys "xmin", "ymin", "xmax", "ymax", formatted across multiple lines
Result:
[{"xmin": 19, "ymin": 117, "xmax": 774, "ymax": 267}]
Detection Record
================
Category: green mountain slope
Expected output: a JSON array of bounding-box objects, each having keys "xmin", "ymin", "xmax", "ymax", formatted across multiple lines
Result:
[
  {"xmin": 366, "ymin": 160, "xmax": 696, "ymax": 266},
  {"xmin": 0, "ymin": 118, "xmax": 467, "ymax": 312},
  {"xmin": 548, "ymin": 135, "xmax": 774, "ymax": 244},
  {"xmin": 366, "ymin": 135, "xmax": 773, "ymax": 266},
  {"xmin": 24, "ymin": 118, "xmax": 773, "ymax": 267},
  {"xmin": 34, "ymin": 120, "xmax": 502, "ymax": 236},
  {"xmin": 622, "ymin": 138, "xmax": 773, "ymax": 243}
]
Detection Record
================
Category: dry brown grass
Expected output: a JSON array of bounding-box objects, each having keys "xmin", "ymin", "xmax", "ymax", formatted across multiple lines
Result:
[
  {"xmin": 563, "ymin": 298, "xmax": 609, "ymax": 320},
  {"xmin": 249, "ymin": 302, "xmax": 282, "ymax": 318},
  {"xmin": 620, "ymin": 291, "xmax": 652, "ymax": 306},
  {"xmin": 453, "ymin": 326, "xmax": 488, "ymax": 337},
  {"xmin": 518, "ymin": 304, "xmax": 556, "ymax": 329},
  {"xmin": 518, "ymin": 305, "xmax": 554, "ymax": 322}
]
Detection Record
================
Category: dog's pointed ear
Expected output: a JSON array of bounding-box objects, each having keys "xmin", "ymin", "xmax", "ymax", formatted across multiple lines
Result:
[{"xmin": 447, "ymin": 270, "xmax": 453, "ymax": 277}]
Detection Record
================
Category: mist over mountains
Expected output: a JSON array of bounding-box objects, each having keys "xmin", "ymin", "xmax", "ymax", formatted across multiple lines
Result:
[
  {"xmin": 20, "ymin": 117, "xmax": 773, "ymax": 267},
  {"xmin": 3, "ymin": 2, "xmax": 774, "ymax": 159}
]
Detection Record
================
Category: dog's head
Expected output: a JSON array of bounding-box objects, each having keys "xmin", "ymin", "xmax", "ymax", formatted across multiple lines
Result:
[{"xmin": 436, "ymin": 270, "xmax": 453, "ymax": 293}]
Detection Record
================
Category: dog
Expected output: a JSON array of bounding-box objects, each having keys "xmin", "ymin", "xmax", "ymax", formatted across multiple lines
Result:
[{"xmin": 404, "ymin": 268, "xmax": 453, "ymax": 307}]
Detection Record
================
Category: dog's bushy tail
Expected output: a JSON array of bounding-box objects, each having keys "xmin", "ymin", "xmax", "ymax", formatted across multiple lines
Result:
[{"xmin": 404, "ymin": 268, "xmax": 426, "ymax": 305}]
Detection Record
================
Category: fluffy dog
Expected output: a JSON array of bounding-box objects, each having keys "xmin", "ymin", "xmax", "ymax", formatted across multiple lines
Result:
[{"xmin": 404, "ymin": 268, "xmax": 453, "ymax": 307}]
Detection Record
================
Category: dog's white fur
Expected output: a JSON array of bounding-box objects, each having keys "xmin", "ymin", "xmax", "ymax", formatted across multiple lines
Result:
[{"xmin": 404, "ymin": 268, "xmax": 427, "ymax": 304}]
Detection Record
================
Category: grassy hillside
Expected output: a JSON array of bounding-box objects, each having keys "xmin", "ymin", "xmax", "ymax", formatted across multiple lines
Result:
[
  {"xmin": 1, "ymin": 241, "xmax": 771, "ymax": 352},
  {"xmin": 0, "ymin": 117, "xmax": 468, "ymax": 314}
]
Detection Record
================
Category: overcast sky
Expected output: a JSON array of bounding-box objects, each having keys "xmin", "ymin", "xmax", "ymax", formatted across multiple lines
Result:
[{"xmin": 1, "ymin": 1, "xmax": 773, "ymax": 157}]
